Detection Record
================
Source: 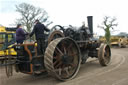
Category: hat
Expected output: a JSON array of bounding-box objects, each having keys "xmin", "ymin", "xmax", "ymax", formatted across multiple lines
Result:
[
  {"xmin": 34, "ymin": 19, "xmax": 39, "ymax": 23},
  {"xmin": 16, "ymin": 24, "xmax": 22, "ymax": 28}
]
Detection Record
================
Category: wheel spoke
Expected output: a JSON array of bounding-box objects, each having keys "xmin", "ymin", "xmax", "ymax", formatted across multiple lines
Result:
[
  {"xmin": 54, "ymin": 50, "xmax": 62, "ymax": 59},
  {"xmin": 58, "ymin": 68, "xmax": 62, "ymax": 75},
  {"xmin": 69, "ymin": 53, "xmax": 77, "ymax": 57},
  {"xmin": 54, "ymin": 59, "xmax": 60, "ymax": 66},
  {"xmin": 64, "ymin": 47, "xmax": 66, "ymax": 54},
  {"xmin": 69, "ymin": 63, "xmax": 76, "ymax": 68},
  {"xmin": 67, "ymin": 44, "xmax": 73, "ymax": 51},
  {"xmin": 56, "ymin": 47, "xmax": 64, "ymax": 56},
  {"xmin": 55, "ymin": 61, "xmax": 62, "ymax": 68},
  {"xmin": 65, "ymin": 67, "xmax": 70, "ymax": 75},
  {"xmin": 62, "ymin": 64, "xmax": 65, "ymax": 71},
  {"xmin": 61, "ymin": 42, "xmax": 67, "ymax": 54}
]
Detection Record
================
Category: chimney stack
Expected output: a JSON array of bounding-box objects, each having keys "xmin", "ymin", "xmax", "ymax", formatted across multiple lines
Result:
[{"xmin": 87, "ymin": 16, "xmax": 93, "ymax": 36}]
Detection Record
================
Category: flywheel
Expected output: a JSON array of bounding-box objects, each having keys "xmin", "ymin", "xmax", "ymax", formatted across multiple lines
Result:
[
  {"xmin": 98, "ymin": 43, "xmax": 111, "ymax": 66},
  {"xmin": 44, "ymin": 38, "xmax": 81, "ymax": 81},
  {"xmin": 47, "ymin": 30, "xmax": 64, "ymax": 44}
]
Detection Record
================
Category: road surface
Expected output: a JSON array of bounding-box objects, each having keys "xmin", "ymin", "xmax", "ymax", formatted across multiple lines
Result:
[{"xmin": 0, "ymin": 47, "xmax": 128, "ymax": 85}]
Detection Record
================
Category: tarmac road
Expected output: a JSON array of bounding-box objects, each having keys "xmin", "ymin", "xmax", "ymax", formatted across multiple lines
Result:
[{"xmin": 0, "ymin": 47, "xmax": 128, "ymax": 85}]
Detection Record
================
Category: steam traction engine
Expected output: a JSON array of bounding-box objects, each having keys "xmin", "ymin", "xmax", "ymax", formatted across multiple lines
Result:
[{"xmin": 6, "ymin": 16, "xmax": 111, "ymax": 81}]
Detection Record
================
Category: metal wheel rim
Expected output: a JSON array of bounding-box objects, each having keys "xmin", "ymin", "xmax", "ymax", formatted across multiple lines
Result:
[
  {"xmin": 98, "ymin": 44, "xmax": 111, "ymax": 66},
  {"xmin": 104, "ymin": 45, "xmax": 111, "ymax": 64},
  {"xmin": 44, "ymin": 38, "xmax": 81, "ymax": 81}
]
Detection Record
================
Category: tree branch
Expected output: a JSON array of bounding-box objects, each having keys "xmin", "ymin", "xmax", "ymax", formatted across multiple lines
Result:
[{"xmin": 15, "ymin": 3, "xmax": 50, "ymax": 33}]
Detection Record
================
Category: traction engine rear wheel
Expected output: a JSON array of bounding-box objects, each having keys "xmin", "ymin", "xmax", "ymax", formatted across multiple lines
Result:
[
  {"xmin": 44, "ymin": 38, "xmax": 81, "ymax": 81},
  {"xmin": 98, "ymin": 44, "xmax": 111, "ymax": 66}
]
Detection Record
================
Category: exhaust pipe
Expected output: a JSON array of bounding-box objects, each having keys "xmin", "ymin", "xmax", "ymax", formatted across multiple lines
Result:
[{"xmin": 87, "ymin": 16, "xmax": 93, "ymax": 36}]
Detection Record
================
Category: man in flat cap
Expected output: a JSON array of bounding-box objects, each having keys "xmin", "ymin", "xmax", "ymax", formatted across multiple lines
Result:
[{"xmin": 30, "ymin": 20, "xmax": 50, "ymax": 55}]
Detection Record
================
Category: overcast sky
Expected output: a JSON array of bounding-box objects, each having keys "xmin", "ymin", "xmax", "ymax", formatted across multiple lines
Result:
[{"xmin": 0, "ymin": 0, "xmax": 128, "ymax": 35}]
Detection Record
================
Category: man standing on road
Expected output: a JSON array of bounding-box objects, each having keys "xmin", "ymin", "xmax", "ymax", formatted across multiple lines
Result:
[{"xmin": 30, "ymin": 20, "xmax": 50, "ymax": 55}]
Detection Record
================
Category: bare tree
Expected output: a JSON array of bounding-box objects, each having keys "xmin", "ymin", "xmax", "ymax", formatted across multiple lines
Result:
[
  {"xmin": 98, "ymin": 16, "xmax": 118, "ymax": 45},
  {"xmin": 15, "ymin": 3, "xmax": 52, "ymax": 32}
]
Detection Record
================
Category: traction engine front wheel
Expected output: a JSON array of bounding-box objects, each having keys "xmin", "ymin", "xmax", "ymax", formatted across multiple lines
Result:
[{"xmin": 98, "ymin": 44, "xmax": 111, "ymax": 66}]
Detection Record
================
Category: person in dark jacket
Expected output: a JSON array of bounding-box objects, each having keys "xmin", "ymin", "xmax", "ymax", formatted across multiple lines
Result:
[
  {"xmin": 16, "ymin": 24, "xmax": 27, "ymax": 44},
  {"xmin": 30, "ymin": 20, "xmax": 50, "ymax": 55}
]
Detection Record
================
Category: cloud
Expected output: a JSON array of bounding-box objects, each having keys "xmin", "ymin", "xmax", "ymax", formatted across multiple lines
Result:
[
  {"xmin": 0, "ymin": 12, "xmax": 20, "ymax": 27},
  {"xmin": 0, "ymin": 0, "xmax": 128, "ymax": 35},
  {"xmin": 0, "ymin": 0, "xmax": 18, "ymax": 13}
]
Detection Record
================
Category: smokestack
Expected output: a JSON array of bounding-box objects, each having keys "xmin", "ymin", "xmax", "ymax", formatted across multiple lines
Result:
[{"xmin": 87, "ymin": 16, "xmax": 93, "ymax": 36}]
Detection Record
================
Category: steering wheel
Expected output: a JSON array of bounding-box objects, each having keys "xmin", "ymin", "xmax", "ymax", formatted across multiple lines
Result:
[{"xmin": 51, "ymin": 25, "xmax": 65, "ymax": 33}]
